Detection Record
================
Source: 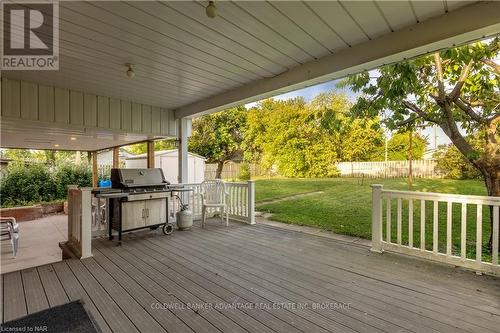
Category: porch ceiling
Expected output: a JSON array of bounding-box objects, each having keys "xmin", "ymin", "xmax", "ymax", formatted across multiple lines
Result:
[
  {"xmin": 0, "ymin": 118, "xmax": 163, "ymax": 151},
  {"xmin": 2, "ymin": 1, "xmax": 500, "ymax": 119}
]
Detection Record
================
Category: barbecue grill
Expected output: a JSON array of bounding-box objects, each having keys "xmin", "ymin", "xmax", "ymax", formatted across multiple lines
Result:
[{"xmin": 100, "ymin": 168, "xmax": 185, "ymax": 242}]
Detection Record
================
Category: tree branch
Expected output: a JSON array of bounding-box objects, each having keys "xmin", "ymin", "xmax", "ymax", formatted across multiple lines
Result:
[
  {"xmin": 459, "ymin": 97, "xmax": 485, "ymax": 107},
  {"xmin": 395, "ymin": 115, "xmax": 421, "ymax": 127},
  {"xmin": 481, "ymin": 58, "xmax": 500, "ymax": 74},
  {"xmin": 403, "ymin": 101, "xmax": 439, "ymax": 124},
  {"xmin": 449, "ymin": 59, "xmax": 474, "ymax": 101},
  {"xmin": 454, "ymin": 98, "xmax": 487, "ymax": 124},
  {"xmin": 433, "ymin": 53, "xmax": 445, "ymax": 100}
]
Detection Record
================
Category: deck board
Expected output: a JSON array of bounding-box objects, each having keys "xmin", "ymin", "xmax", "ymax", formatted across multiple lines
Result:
[
  {"xmin": 99, "ymin": 242, "xmax": 275, "ymax": 333},
  {"xmin": 2, "ymin": 219, "xmax": 500, "ymax": 333},
  {"xmin": 92, "ymin": 241, "xmax": 219, "ymax": 333},
  {"xmin": 37, "ymin": 265, "xmax": 69, "ymax": 307},
  {"xmin": 133, "ymin": 239, "xmax": 364, "ymax": 333},
  {"xmin": 3, "ymin": 271, "xmax": 27, "ymax": 322},
  {"xmin": 65, "ymin": 259, "xmax": 139, "ymax": 333},
  {"xmin": 224, "ymin": 225, "xmax": 500, "ymax": 330},
  {"xmin": 90, "ymin": 247, "xmax": 194, "ymax": 333},
  {"xmin": 51, "ymin": 261, "xmax": 112, "ymax": 333},
  {"xmin": 181, "ymin": 224, "xmax": 496, "ymax": 332},
  {"xmin": 143, "ymin": 230, "xmax": 426, "ymax": 333},
  {"xmin": 21, "ymin": 268, "xmax": 49, "ymax": 314}
]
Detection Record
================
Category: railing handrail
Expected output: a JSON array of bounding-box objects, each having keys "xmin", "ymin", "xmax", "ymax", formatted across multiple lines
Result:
[
  {"xmin": 371, "ymin": 184, "xmax": 499, "ymax": 276},
  {"xmin": 169, "ymin": 180, "xmax": 255, "ymax": 225},
  {"xmin": 381, "ymin": 189, "xmax": 500, "ymax": 205}
]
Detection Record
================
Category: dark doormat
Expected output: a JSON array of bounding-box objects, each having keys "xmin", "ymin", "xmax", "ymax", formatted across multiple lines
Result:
[{"xmin": 1, "ymin": 300, "xmax": 101, "ymax": 333}]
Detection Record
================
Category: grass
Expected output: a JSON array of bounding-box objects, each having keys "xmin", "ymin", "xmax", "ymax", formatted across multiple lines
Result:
[{"xmin": 255, "ymin": 178, "xmax": 494, "ymax": 260}]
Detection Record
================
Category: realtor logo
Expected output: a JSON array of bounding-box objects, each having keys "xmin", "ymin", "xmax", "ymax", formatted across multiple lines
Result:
[{"xmin": 1, "ymin": 2, "xmax": 59, "ymax": 70}]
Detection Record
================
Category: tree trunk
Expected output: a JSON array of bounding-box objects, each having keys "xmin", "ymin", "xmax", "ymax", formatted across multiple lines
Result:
[
  {"xmin": 437, "ymin": 116, "xmax": 499, "ymax": 251},
  {"xmin": 408, "ymin": 130, "xmax": 413, "ymax": 189},
  {"xmin": 485, "ymin": 173, "xmax": 500, "ymax": 250},
  {"xmin": 215, "ymin": 161, "xmax": 224, "ymax": 179}
]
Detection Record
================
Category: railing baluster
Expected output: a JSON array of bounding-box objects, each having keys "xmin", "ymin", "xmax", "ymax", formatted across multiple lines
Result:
[
  {"xmin": 408, "ymin": 199, "xmax": 413, "ymax": 248},
  {"xmin": 420, "ymin": 200, "xmax": 425, "ymax": 250},
  {"xmin": 239, "ymin": 186, "xmax": 243, "ymax": 216},
  {"xmin": 433, "ymin": 200, "xmax": 438, "ymax": 254},
  {"xmin": 386, "ymin": 198, "xmax": 391, "ymax": 243},
  {"xmin": 493, "ymin": 206, "xmax": 499, "ymax": 265},
  {"xmin": 397, "ymin": 198, "xmax": 402, "ymax": 245},
  {"xmin": 461, "ymin": 203, "xmax": 467, "ymax": 260},
  {"xmin": 447, "ymin": 201, "xmax": 452, "ymax": 256},
  {"xmin": 476, "ymin": 204, "xmax": 482, "ymax": 264},
  {"xmin": 371, "ymin": 188, "xmax": 499, "ymax": 274}
]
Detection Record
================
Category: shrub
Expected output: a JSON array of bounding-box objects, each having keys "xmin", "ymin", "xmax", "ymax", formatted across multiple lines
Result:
[
  {"xmin": 239, "ymin": 163, "xmax": 251, "ymax": 180},
  {"xmin": 0, "ymin": 163, "xmax": 92, "ymax": 207},
  {"xmin": 433, "ymin": 145, "xmax": 482, "ymax": 180},
  {"xmin": 53, "ymin": 164, "xmax": 92, "ymax": 198},
  {"xmin": 0, "ymin": 163, "xmax": 56, "ymax": 207}
]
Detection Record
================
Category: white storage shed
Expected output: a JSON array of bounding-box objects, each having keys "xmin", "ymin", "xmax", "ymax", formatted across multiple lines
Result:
[{"xmin": 125, "ymin": 150, "xmax": 206, "ymax": 184}]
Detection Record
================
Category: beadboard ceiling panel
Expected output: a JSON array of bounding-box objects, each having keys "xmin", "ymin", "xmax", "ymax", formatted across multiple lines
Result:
[{"xmin": 2, "ymin": 0, "xmax": 488, "ymax": 116}]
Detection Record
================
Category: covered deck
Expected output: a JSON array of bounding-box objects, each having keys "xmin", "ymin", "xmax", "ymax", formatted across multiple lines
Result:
[{"xmin": 2, "ymin": 219, "xmax": 499, "ymax": 333}]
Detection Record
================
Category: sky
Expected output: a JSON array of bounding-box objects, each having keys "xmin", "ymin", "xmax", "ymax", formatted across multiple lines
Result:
[{"xmin": 246, "ymin": 79, "xmax": 452, "ymax": 149}]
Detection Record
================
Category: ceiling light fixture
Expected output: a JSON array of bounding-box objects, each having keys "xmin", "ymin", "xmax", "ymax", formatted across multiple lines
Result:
[
  {"xmin": 125, "ymin": 63, "xmax": 135, "ymax": 79},
  {"xmin": 54, "ymin": 144, "xmax": 60, "ymax": 147},
  {"xmin": 206, "ymin": 1, "xmax": 217, "ymax": 18},
  {"xmin": 70, "ymin": 137, "xmax": 77, "ymax": 141}
]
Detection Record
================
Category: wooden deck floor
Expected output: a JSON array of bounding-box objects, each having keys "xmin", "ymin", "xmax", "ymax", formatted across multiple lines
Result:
[{"xmin": 2, "ymin": 219, "xmax": 500, "ymax": 333}]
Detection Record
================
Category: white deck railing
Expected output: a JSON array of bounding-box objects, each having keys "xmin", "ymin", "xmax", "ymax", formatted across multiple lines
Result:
[
  {"xmin": 371, "ymin": 184, "xmax": 500, "ymax": 275},
  {"xmin": 172, "ymin": 180, "xmax": 256, "ymax": 224},
  {"xmin": 84, "ymin": 180, "xmax": 255, "ymax": 237},
  {"xmin": 68, "ymin": 180, "xmax": 255, "ymax": 258},
  {"xmin": 67, "ymin": 186, "xmax": 92, "ymax": 258}
]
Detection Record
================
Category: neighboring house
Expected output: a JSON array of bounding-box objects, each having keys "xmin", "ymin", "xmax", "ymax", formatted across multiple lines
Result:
[
  {"xmin": 0, "ymin": 158, "xmax": 12, "ymax": 179},
  {"xmin": 422, "ymin": 148, "xmax": 438, "ymax": 160},
  {"xmin": 125, "ymin": 150, "xmax": 206, "ymax": 184},
  {"xmin": 97, "ymin": 148, "xmax": 133, "ymax": 166}
]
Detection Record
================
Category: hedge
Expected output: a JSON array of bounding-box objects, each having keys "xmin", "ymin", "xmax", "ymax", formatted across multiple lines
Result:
[{"xmin": 0, "ymin": 163, "xmax": 92, "ymax": 208}]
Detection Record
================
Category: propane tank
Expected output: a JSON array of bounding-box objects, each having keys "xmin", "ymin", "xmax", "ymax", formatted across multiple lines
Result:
[{"xmin": 176, "ymin": 209, "xmax": 193, "ymax": 230}]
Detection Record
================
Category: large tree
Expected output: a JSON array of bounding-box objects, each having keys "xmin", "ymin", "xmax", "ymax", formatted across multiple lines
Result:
[
  {"xmin": 189, "ymin": 106, "xmax": 247, "ymax": 178},
  {"xmin": 341, "ymin": 38, "xmax": 499, "ymax": 246}
]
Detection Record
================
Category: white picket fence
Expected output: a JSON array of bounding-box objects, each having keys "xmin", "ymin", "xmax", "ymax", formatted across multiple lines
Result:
[
  {"xmin": 337, "ymin": 160, "xmax": 439, "ymax": 178},
  {"xmin": 371, "ymin": 185, "xmax": 500, "ymax": 275},
  {"xmin": 205, "ymin": 162, "xmax": 264, "ymax": 180},
  {"xmin": 171, "ymin": 181, "xmax": 255, "ymax": 224}
]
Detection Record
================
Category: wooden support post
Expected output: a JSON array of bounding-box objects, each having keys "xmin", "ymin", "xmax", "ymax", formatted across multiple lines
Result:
[
  {"xmin": 112, "ymin": 147, "xmax": 120, "ymax": 168},
  {"xmin": 247, "ymin": 180, "xmax": 256, "ymax": 225},
  {"xmin": 91, "ymin": 151, "xmax": 98, "ymax": 188},
  {"xmin": 80, "ymin": 187, "xmax": 93, "ymax": 258},
  {"xmin": 371, "ymin": 184, "xmax": 384, "ymax": 253},
  {"xmin": 147, "ymin": 141, "xmax": 155, "ymax": 168},
  {"xmin": 178, "ymin": 119, "xmax": 189, "ymax": 183}
]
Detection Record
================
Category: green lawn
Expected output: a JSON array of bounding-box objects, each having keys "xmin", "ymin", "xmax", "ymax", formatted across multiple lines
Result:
[{"xmin": 256, "ymin": 178, "xmax": 494, "ymax": 259}]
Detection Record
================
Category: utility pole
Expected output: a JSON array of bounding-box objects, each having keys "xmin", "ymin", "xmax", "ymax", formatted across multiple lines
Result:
[
  {"xmin": 434, "ymin": 126, "xmax": 438, "ymax": 150},
  {"xmin": 384, "ymin": 135, "xmax": 388, "ymax": 163},
  {"xmin": 384, "ymin": 134, "xmax": 388, "ymax": 179}
]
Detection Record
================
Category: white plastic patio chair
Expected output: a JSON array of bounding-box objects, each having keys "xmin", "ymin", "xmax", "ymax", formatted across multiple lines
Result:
[
  {"xmin": 1, "ymin": 217, "xmax": 19, "ymax": 257},
  {"xmin": 199, "ymin": 179, "xmax": 229, "ymax": 228}
]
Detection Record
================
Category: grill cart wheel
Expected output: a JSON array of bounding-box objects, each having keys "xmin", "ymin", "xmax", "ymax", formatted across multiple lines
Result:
[{"xmin": 163, "ymin": 223, "xmax": 174, "ymax": 235}]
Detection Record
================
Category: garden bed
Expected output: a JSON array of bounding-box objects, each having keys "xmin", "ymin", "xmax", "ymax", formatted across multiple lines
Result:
[{"xmin": 0, "ymin": 202, "xmax": 64, "ymax": 222}]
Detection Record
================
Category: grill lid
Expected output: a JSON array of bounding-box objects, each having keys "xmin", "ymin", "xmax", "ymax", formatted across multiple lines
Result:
[{"xmin": 111, "ymin": 168, "xmax": 169, "ymax": 188}]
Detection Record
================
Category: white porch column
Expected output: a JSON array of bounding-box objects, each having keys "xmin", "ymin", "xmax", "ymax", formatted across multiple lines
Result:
[
  {"xmin": 177, "ymin": 118, "xmax": 192, "ymax": 184},
  {"xmin": 371, "ymin": 184, "xmax": 384, "ymax": 253}
]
